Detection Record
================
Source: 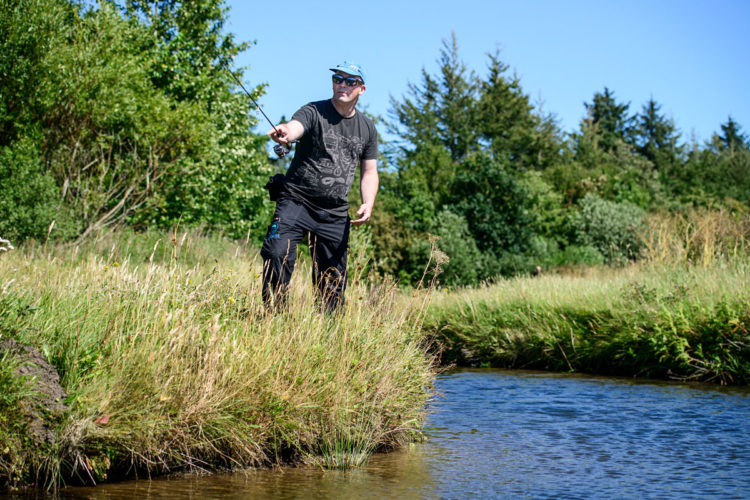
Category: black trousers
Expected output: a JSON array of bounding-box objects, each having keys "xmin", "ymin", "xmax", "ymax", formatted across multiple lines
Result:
[{"xmin": 260, "ymin": 196, "xmax": 350, "ymax": 312}]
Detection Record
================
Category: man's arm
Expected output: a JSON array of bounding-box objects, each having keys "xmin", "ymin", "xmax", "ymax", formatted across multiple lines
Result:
[
  {"xmin": 352, "ymin": 158, "xmax": 378, "ymax": 226},
  {"xmin": 267, "ymin": 120, "xmax": 305, "ymax": 144}
]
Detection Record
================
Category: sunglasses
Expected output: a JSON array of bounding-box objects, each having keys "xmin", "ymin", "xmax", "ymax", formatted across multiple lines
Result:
[{"xmin": 332, "ymin": 74, "xmax": 363, "ymax": 87}]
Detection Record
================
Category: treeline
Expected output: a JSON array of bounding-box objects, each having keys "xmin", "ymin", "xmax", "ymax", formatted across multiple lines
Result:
[
  {"xmin": 369, "ymin": 34, "xmax": 750, "ymax": 285},
  {"xmin": 1, "ymin": 0, "xmax": 272, "ymax": 243},
  {"xmin": 3, "ymin": 3, "xmax": 749, "ymax": 286}
]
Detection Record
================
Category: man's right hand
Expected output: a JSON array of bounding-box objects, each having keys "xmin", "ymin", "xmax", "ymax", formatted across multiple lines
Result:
[
  {"xmin": 267, "ymin": 123, "xmax": 289, "ymax": 143},
  {"xmin": 267, "ymin": 120, "xmax": 304, "ymax": 144}
]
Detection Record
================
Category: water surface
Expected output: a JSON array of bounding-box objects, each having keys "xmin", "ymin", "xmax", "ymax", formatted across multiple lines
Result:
[{"xmin": 22, "ymin": 369, "xmax": 750, "ymax": 499}]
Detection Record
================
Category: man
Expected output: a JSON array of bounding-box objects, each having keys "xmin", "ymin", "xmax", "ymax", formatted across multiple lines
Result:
[{"xmin": 262, "ymin": 62, "xmax": 379, "ymax": 312}]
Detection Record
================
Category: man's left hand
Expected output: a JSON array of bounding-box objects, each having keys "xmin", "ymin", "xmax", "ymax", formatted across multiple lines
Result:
[{"xmin": 351, "ymin": 203, "xmax": 372, "ymax": 226}]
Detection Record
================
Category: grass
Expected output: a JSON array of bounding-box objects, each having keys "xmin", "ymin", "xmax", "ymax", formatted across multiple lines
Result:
[
  {"xmin": 424, "ymin": 209, "xmax": 750, "ymax": 384},
  {"xmin": 0, "ymin": 228, "xmax": 437, "ymax": 490},
  {"xmin": 2, "ymin": 208, "xmax": 748, "ymax": 490},
  {"xmin": 425, "ymin": 262, "xmax": 750, "ymax": 383}
]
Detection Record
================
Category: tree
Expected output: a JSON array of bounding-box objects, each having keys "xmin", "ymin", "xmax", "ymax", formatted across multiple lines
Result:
[
  {"xmin": 477, "ymin": 53, "xmax": 561, "ymax": 171},
  {"xmin": 116, "ymin": 0, "xmax": 273, "ymax": 237},
  {"xmin": 556, "ymin": 114, "xmax": 662, "ymax": 209},
  {"xmin": 0, "ymin": 0, "xmax": 73, "ymax": 146},
  {"xmin": 632, "ymin": 98, "xmax": 682, "ymax": 172},
  {"xmin": 0, "ymin": 137, "xmax": 72, "ymax": 242},
  {"xmin": 2, "ymin": 0, "xmax": 272, "ymax": 243},
  {"xmin": 584, "ymin": 87, "xmax": 634, "ymax": 152},
  {"xmin": 717, "ymin": 116, "xmax": 748, "ymax": 151},
  {"xmin": 449, "ymin": 153, "xmax": 534, "ymax": 256},
  {"xmin": 381, "ymin": 34, "xmax": 567, "ymax": 282},
  {"xmin": 119, "ymin": 0, "xmax": 245, "ymax": 103},
  {"xmin": 677, "ymin": 118, "xmax": 750, "ymax": 205},
  {"xmin": 388, "ymin": 32, "xmax": 478, "ymax": 209}
]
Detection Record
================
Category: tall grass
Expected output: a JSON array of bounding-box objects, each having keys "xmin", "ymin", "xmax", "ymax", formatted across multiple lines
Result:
[
  {"xmin": 424, "ymin": 210, "xmax": 750, "ymax": 384},
  {"xmin": 0, "ymin": 229, "xmax": 437, "ymax": 489},
  {"xmin": 641, "ymin": 208, "xmax": 750, "ymax": 266}
]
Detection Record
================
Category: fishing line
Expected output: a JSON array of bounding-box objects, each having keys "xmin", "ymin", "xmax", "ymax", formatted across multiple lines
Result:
[{"xmin": 226, "ymin": 69, "xmax": 289, "ymax": 158}]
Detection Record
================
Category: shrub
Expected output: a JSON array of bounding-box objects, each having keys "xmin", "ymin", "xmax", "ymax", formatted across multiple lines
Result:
[
  {"xmin": 432, "ymin": 209, "xmax": 482, "ymax": 286},
  {"xmin": 570, "ymin": 193, "xmax": 645, "ymax": 265},
  {"xmin": 0, "ymin": 138, "xmax": 76, "ymax": 242},
  {"xmin": 450, "ymin": 154, "xmax": 534, "ymax": 255}
]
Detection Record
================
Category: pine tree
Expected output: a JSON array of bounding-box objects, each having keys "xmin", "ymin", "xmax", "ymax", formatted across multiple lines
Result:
[
  {"xmin": 584, "ymin": 87, "xmax": 633, "ymax": 152},
  {"xmin": 477, "ymin": 52, "xmax": 562, "ymax": 172},
  {"xmin": 387, "ymin": 32, "xmax": 478, "ymax": 208},
  {"xmin": 632, "ymin": 98, "xmax": 682, "ymax": 172},
  {"xmin": 477, "ymin": 53, "xmax": 533, "ymax": 164},
  {"xmin": 717, "ymin": 116, "xmax": 748, "ymax": 151}
]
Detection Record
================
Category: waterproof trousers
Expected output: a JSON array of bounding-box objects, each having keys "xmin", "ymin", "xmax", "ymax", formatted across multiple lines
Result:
[{"xmin": 260, "ymin": 196, "xmax": 350, "ymax": 313}]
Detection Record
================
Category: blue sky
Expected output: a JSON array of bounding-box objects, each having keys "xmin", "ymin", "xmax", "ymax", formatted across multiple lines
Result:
[{"xmin": 226, "ymin": 0, "xmax": 749, "ymax": 145}]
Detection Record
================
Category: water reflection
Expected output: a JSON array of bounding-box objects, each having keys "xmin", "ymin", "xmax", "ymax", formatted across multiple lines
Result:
[{"xmin": 16, "ymin": 370, "xmax": 750, "ymax": 499}]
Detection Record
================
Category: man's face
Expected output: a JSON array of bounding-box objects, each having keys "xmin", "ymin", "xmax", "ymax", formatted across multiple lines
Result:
[{"xmin": 331, "ymin": 71, "xmax": 365, "ymax": 104}]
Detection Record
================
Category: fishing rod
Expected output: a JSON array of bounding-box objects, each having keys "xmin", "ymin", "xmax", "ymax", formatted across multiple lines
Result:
[{"xmin": 226, "ymin": 69, "xmax": 289, "ymax": 158}]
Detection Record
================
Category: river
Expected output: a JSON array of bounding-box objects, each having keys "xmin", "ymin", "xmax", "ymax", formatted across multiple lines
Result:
[{"xmin": 13, "ymin": 369, "xmax": 750, "ymax": 499}]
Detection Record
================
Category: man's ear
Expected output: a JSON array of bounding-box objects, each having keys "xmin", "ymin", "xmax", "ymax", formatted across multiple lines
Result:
[{"xmin": 359, "ymin": 84, "xmax": 366, "ymax": 94}]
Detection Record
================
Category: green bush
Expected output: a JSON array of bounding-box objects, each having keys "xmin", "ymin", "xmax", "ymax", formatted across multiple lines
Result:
[
  {"xmin": 450, "ymin": 153, "xmax": 534, "ymax": 255},
  {"xmin": 527, "ymin": 237, "xmax": 605, "ymax": 270},
  {"xmin": 432, "ymin": 209, "xmax": 482, "ymax": 286},
  {"xmin": 0, "ymin": 138, "xmax": 76, "ymax": 242},
  {"xmin": 570, "ymin": 193, "xmax": 645, "ymax": 265},
  {"xmin": 556, "ymin": 244, "xmax": 605, "ymax": 267}
]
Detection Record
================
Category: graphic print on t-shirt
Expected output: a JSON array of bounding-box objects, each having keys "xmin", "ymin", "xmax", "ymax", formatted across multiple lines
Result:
[
  {"xmin": 314, "ymin": 128, "xmax": 365, "ymax": 200},
  {"xmin": 285, "ymin": 100, "xmax": 378, "ymax": 215}
]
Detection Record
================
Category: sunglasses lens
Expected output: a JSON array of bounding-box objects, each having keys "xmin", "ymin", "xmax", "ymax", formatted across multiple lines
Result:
[{"xmin": 332, "ymin": 74, "xmax": 361, "ymax": 87}]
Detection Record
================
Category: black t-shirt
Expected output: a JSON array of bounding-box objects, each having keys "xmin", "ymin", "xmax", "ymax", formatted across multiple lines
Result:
[{"xmin": 284, "ymin": 100, "xmax": 378, "ymax": 216}]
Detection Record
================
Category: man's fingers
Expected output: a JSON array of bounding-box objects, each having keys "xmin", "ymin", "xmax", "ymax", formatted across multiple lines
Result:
[
  {"xmin": 267, "ymin": 126, "xmax": 287, "ymax": 143},
  {"xmin": 351, "ymin": 204, "xmax": 371, "ymax": 226}
]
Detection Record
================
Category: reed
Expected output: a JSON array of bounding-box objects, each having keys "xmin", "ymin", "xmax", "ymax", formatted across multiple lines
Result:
[
  {"xmin": 424, "ymin": 208, "xmax": 750, "ymax": 384},
  {"xmin": 0, "ymin": 229, "xmax": 437, "ymax": 489},
  {"xmin": 425, "ymin": 262, "xmax": 750, "ymax": 384},
  {"xmin": 641, "ymin": 208, "xmax": 750, "ymax": 266}
]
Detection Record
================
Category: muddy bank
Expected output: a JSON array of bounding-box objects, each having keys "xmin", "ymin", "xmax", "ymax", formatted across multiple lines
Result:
[
  {"xmin": 1, "ymin": 338, "xmax": 68, "ymax": 444},
  {"xmin": 1, "ymin": 338, "xmax": 68, "ymax": 489}
]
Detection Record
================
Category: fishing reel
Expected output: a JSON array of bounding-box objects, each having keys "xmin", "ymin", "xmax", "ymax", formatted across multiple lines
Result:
[{"xmin": 273, "ymin": 144, "xmax": 287, "ymax": 158}]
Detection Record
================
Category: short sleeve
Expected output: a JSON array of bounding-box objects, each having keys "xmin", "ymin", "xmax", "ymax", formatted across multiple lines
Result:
[
  {"xmin": 291, "ymin": 103, "xmax": 318, "ymax": 133},
  {"xmin": 362, "ymin": 119, "xmax": 378, "ymax": 160}
]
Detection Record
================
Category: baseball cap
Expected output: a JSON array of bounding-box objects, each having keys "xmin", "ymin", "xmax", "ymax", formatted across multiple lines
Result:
[{"xmin": 329, "ymin": 61, "xmax": 366, "ymax": 84}]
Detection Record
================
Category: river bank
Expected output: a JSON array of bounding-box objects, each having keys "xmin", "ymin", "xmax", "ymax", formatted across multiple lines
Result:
[
  {"xmin": 2, "ymin": 230, "xmax": 749, "ymax": 492},
  {"xmin": 0, "ymin": 230, "xmax": 437, "ymax": 491},
  {"xmin": 425, "ymin": 262, "xmax": 750, "ymax": 384},
  {"xmin": 11, "ymin": 369, "xmax": 750, "ymax": 499}
]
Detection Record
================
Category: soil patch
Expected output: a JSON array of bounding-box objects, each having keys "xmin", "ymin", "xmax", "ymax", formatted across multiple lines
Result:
[{"xmin": 1, "ymin": 338, "xmax": 68, "ymax": 444}]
